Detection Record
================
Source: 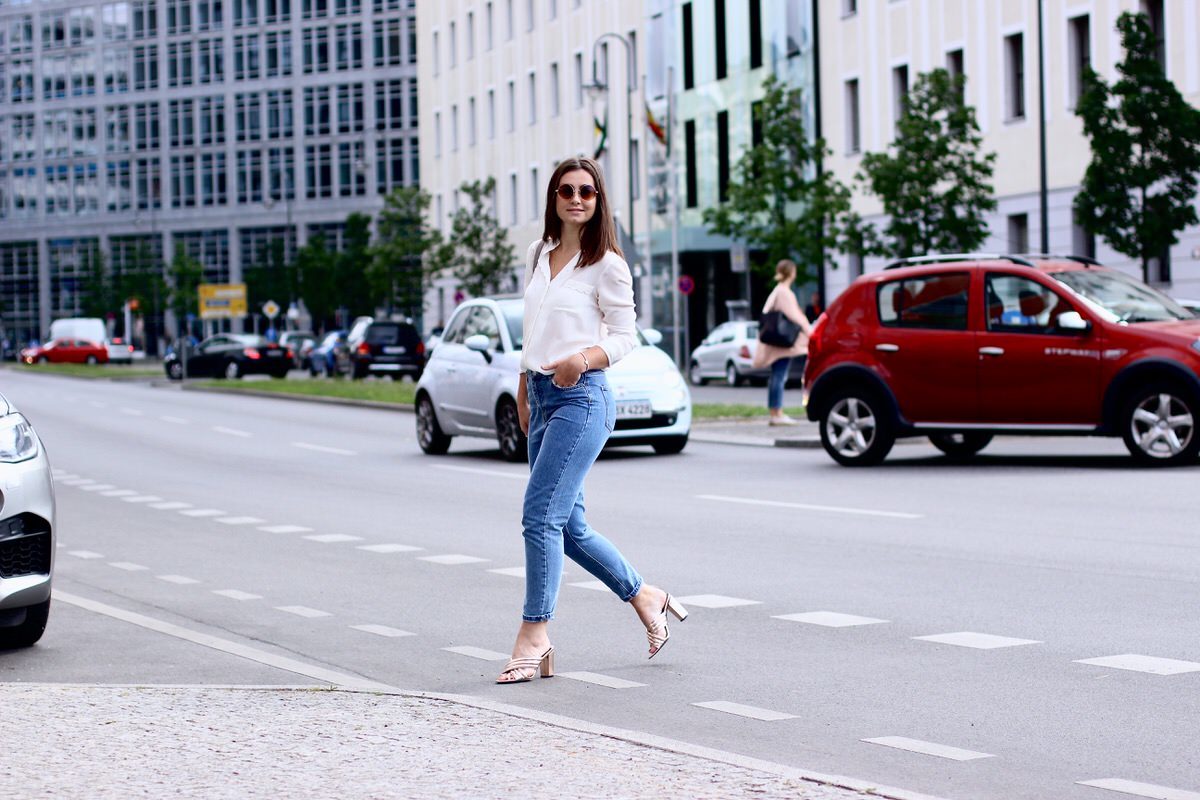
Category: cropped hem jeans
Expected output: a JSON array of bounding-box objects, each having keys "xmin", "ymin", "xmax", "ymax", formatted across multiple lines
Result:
[{"xmin": 521, "ymin": 370, "xmax": 643, "ymax": 623}]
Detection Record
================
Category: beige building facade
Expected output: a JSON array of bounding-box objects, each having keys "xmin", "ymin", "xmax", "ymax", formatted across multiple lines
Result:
[
  {"xmin": 819, "ymin": 0, "xmax": 1200, "ymax": 300},
  {"xmin": 416, "ymin": 0, "xmax": 650, "ymax": 329}
]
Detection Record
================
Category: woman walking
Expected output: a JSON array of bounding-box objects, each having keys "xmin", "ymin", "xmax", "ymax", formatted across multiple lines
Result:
[
  {"xmin": 497, "ymin": 157, "xmax": 687, "ymax": 684},
  {"xmin": 752, "ymin": 259, "xmax": 814, "ymax": 426}
]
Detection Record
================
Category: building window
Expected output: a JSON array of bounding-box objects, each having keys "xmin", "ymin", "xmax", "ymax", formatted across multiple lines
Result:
[
  {"xmin": 236, "ymin": 92, "xmax": 263, "ymax": 141},
  {"xmin": 1068, "ymin": 16, "xmax": 1090, "ymax": 108},
  {"xmin": 527, "ymin": 72, "xmax": 537, "ymax": 125},
  {"xmin": 548, "ymin": 63, "xmax": 560, "ymax": 117},
  {"xmin": 337, "ymin": 141, "xmax": 366, "ymax": 197},
  {"xmin": 714, "ymin": 0, "xmax": 727, "ymax": 80},
  {"xmin": 336, "ymin": 83, "xmax": 364, "ymax": 133},
  {"xmin": 303, "ymin": 86, "xmax": 331, "ymax": 134},
  {"xmin": 892, "ymin": 64, "xmax": 909, "ymax": 129},
  {"xmin": 506, "ymin": 0, "xmax": 513, "ymax": 40},
  {"xmin": 448, "ymin": 21, "xmax": 456, "ymax": 68},
  {"xmin": 508, "ymin": 172, "xmax": 518, "ymax": 226},
  {"xmin": 530, "ymin": 167, "xmax": 539, "ymax": 219},
  {"xmin": 450, "ymin": 104, "xmax": 459, "ymax": 151},
  {"xmin": 434, "ymin": 111, "xmax": 441, "ymax": 157},
  {"xmin": 1005, "ymin": 33, "xmax": 1025, "ymax": 121},
  {"xmin": 486, "ymin": 2, "xmax": 493, "ymax": 50},
  {"xmin": 432, "ymin": 30, "xmax": 439, "ymax": 75},
  {"xmin": 845, "ymin": 79, "xmax": 860, "ymax": 154},
  {"xmin": 681, "ymin": 3, "xmax": 694, "ymax": 90},
  {"xmin": 374, "ymin": 19, "xmax": 403, "ymax": 66},
  {"xmin": 717, "ymin": 110, "xmax": 729, "ymax": 202},
  {"xmin": 507, "ymin": 80, "xmax": 516, "ymax": 132},
  {"xmin": 1007, "ymin": 213, "xmax": 1029, "ymax": 253},
  {"xmin": 548, "ymin": 0, "xmax": 556, "ymax": 20},
  {"xmin": 375, "ymin": 80, "xmax": 407, "ymax": 130},
  {"xmin": 748, "ymin": 0, "xmax": 762, "ymax": 69},
  {"xmin": 946, "ymin": 48, "xmax": 964, "ymax": 103},
  {"xmin": 1072, "ymin": 222, "xmax": 1096, "ymax": 261},
  {"xmin": 526, "ymin": 0, "xmax": 534, "ymax": 31},
  {"xmin": 334, "ymin": 23, "xmax": 363, "ymax": 70},
  {"xmin": 235, "ymin": 34, "xmax": 261, "ymax": 79},
  {"xmin": 574, "ymin": 53, "xmax": 584, "ymax": 108},
  {"xmin": 305, "ymin": 143, "xmax": 333, "ymax": 198},
  {"xmin": 468, "ymin": 97, "xmax": 477, "ymax": 146},
  {"xmin": 842, "ymin": 0, "xmax": 857, "ymax": 15},
  {"xmin": 1140, "ymin": 0, "xmax": 1164, "ymax": 68},
  {"xmin": 684, "ymin": 119, "xmax": 697, "ymax": 208},
  {"xmin": 487, "ymin": 89, "xmax": 496, "ymax": 139},
  {"xmin": 785, "ymin": 0, "xmax": 802, "ymax": 56},
  {"xmin": 266, "ymin": 90, "xmax": 294, "ymax": 138}
]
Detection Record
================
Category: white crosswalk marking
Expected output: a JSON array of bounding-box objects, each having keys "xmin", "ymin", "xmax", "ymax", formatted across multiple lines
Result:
[
  {"xmin": 558, "ymin": 672, "xmax": 645, "ymax": 689},
  {"xmin": 1074, "ymin": 654, "xmax": 1200, "ymax": 676},
  {"xmin": 108, "ymin": 562, "xmax": 149, "ymax": 571},
  {"xmin": 157, "ymin": 575, "xmax": 200, "ymax": 585},
  {"xmin": 121, "ymin": 495, "xmax": 164, "ymax": 503},
  {"xmin": 357, "ymin": 543, "xmax": 423, "ymax": 553},
  {"xmin": 100, "ymin": 489, "xmax": 139, "ymax": 497},
  {"xmin": 67, "ymin": 550, "xmax": 104, "ymax": 559},
  {"xmin": 216, "ymin": 516, "xmax": 267, "ymax": 525},
  {"xmin": 862, "ymin": 737, "xmax": 994, "ymax": 761},
  {"xmin": 692, "ymin": 701, "xmax": 797, "ymax": 721},
  {"xmin": 676, "ymin": 594, "xmax": 761, "ymax": 609},
  {"xmin": 180, "ymin": 509, "xmax": 226, "ymax": 517},
  {"xmin": 1076, "ymin": 778, "xmax": 1200, "ymax": 799},
  {"xmin": 569, "ymin": 580, "xmax": 608, "ymax": 592},
  {"xmin": 258, "ymin": 525, "xmax": 313, "ymax": 534},
  {"xmin": 275, "ymin": 605, "xmax": 332, "ymax": 618},
  {"xmin": 350, "ymin": 624, "xmax": 415, "ymax": 638},
  {"xmin": 418, "ymin": 554, "xmax": 489, "ymax": 565},
  {"xmin": 304, "ymin": 534, "xmax": 364, "ymax": 543},
  {"xmin": 212, "ymin": 589, "xmax": 262, "ymax": 601},
  {"xmin": 773, "ymin": 611, "xmax": 889, "ymax": 628},
  {"xmin": 913, "ymin": 632, "xmax": 1042, "ymax": 650},
  {"xmin": 442, "ymin": 646, "xmax": 509, "ymax": 661},
  {"xmin": 80, "ymin": 484, "xmax": 115, "ymax": 492},
  {"xmin": 150, "ymin": 502, "xmax": 192, "ymax": 510}
]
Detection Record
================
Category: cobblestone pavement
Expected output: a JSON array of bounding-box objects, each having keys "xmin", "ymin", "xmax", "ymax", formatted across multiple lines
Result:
[{"xmin": 3, "ymin": 684, "xmax": 892, "ymax": 800}]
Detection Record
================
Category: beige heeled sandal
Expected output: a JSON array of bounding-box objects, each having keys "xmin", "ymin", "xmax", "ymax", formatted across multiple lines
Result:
[
  {"xmin": 496, "ymin": 646, "xmax": 555, "ymax": 684},
  {"xmin": 646, "ymin": 595, "xmax": 689, "ymax": 659}
]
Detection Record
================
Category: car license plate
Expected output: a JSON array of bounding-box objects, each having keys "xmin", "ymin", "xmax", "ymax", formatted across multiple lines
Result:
[
  {"xmin": 384, "ymin": 346, "xmax": 407, "ymax": 354},
  {"xmin": 616, "ymin": 400, "xmax": 652, "ymax": 420},
  {"xmin": 266, "ymin": 350, "xmax": 283, "ymax": 356}
]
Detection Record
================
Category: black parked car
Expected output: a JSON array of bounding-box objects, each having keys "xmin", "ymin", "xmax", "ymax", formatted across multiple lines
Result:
[
  {"xmin": 348, "ymin": 320, "xmax": 425, "ymax": 380},
  {"xmin": 164, "ymin": 334, "xmax": 292, "ymax": 380}
]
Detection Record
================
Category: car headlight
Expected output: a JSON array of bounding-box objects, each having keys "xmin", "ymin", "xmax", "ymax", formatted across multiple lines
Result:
[
  {"xmin": 659, "ymin": 368, "xmax": 684, "ymax": 388},
  {"xmin": 0, "ymin": 413, "xmax": 39, "ymax": 463}
]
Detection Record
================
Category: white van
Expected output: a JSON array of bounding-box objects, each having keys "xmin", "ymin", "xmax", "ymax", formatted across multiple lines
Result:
[{"xmin": 48, "ymin": 317, "xmax": 107, "ymax": 345}]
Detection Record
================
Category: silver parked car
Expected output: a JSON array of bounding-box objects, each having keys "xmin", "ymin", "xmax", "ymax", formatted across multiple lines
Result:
[
  {"xmin": 688, "ymin": 320, "xmax": 769, "ymax": 386},
  {"xmin": 415, "ymin": 297, "xmax": 691, "ymax": 461},
  {"xmin": 0, "ymin": 392, "xmax": 55, "ymax": 648}
]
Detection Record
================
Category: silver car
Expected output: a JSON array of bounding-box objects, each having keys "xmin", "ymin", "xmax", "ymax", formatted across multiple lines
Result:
[
  {"xmin": 415, "ymin": 297, "xmax": 691, "ymax": 461},
  {"xmin": 0, "ymin": 393, "xmax": 55, "ymax": 648},
  {"xmin": 688, "ymin": 320, "xmax": 769, "ymax": 386}
]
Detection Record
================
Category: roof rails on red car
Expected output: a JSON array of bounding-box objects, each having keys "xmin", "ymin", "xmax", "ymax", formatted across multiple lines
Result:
[
  {"xmin": 884, "ymin": 253, "xmax": 1036, "ymax": 270},
  {"xmin": 1016, "ymin": 253, "xmax": 1102, "ymax": 266}
]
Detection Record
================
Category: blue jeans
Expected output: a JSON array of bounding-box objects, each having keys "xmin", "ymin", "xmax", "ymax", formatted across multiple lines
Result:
[
  {"xmin": 768, "ymin": 357, "xmax": 791, "ymax": 410},
  {"xmin": 522, "ymin": 371, "xmax": 643, "ymax": 622}
]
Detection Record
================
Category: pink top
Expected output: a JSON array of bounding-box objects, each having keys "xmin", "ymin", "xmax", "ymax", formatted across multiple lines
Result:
[{"xmin": 752, "ymin": 284, "xmax": 813, "ymax": 369}]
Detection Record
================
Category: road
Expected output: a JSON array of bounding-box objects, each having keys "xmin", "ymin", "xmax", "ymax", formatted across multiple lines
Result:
[{"xmin": 2, "ymin": 370, "xmax": 1198, "ymax": 800}]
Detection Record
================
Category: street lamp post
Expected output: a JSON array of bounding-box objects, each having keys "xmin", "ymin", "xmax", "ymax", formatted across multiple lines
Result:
[{"xmin": 584, "ymin": 33, "xmax": 637, "ymax": 246}]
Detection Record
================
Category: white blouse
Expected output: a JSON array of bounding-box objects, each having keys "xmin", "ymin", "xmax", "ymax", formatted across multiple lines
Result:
[{"xmin": 520, "ymin": 238, "xmax": 639, "ymax": 374}]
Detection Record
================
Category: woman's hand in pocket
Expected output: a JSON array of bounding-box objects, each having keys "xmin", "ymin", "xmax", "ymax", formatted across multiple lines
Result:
[{"xmin": 542, "ymin": 353, "xmax": 586, "ymax": 389}]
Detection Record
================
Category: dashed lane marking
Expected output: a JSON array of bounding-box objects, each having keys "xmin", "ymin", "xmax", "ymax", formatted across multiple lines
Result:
[
  {"xmin": 569, "ymin": 580, "xmax": 609, "ymax": 592},
  {"xmin": 275, "ymin": 605, "xmax": 332, "ymax": 618},
  {"xmin": 350, "ymin": 624, "xmax": 416, "ymax": 638},
  {"xmin": 157, "ymin": 574, "xmax": 200, "ymax": 585},
  {"xmin": 258, "ymin": 525, "xmax": 313, "ymax": 534},
  {"xmin": 1076, "ymin": 778, "xmax": 1200, "ymax": 799},
  {"xmin": 292, "ymin": 442, "xmax": 357, "ymax": 456},
  {"xmin": 180, "ymin": 509, "xmax": 227, "ymax": 517},
  {"xmin": 108, "ymin": 562, "xmax": 149, "ymax": 571},
  {"xmin": 357, "ymin": 543, "xmax": 423, "ymax": 553},
  {"xmin": 150, "ymin": 501, "xmax": 192, "ymax": 510},
  {"xmin": 213, "ymin": 426, "xmax": 252, "ymax": 437},
  {"xmin": 99, "ymin": 489, "xmax": 139, "ymax": 497},
  {"xmin": 216, "ymin": 516, "xmax": 267, "ymax": 525},
  {"xmin": 692, "ymin": 701, "xmax": 797, "ymax": 722},
  {"xmin": 119, "ymin": 407, "xmax": 144, "ymax": 416},
  {"xmin": 488, "ymin": 567, "xmax": 527, "ymax": 578},
  {"xmin": 696, "ymin": 493, "xmax": 924, "ymax": 520},
  {"xmin": 80, "ymin": 484, "xmax": 116, "ymax": 492},
  {"xmin": 862, "ymin": 737, "xmax": 994, "ymax": 762},
  {"xmin": 160, "ymin": 415, "xmax": 189, "ymax": 424},
  {"xmin": 773, "ymin": 611, "xmax": 890, "ymax": 628},
  {"xmin": 67, "ymin": 550, "xmax": 104, "ymax": 559},
  {"xmin": 913, "ymin": 632, "xmax": 1043, "ymax": 650},
  {"xmin": 418, "ymin": 554, "xmax": 489, "ymax": 565},
  {"xmin": 676, "ymin": 594, "xmax": 761, "ymax": 609},
  {"xmin": 304, "ymin": 534, "xmax": 364, "ymax": 543},
  {"xmin": 212, "ymin": 589, "xmax": 263, "ymax": 601},
  {"xmin": 121, "ymin": 495, "xmax": 164, "ymax": 504},
  {"xmin": 432, "ymin": 464, "xmax": 527, "ymax": 480},
  {"xmin": 558, "ymin": 672, "xmax": 646, "ymax": 689},
  {"xmin": 1074, "ymin": 654, "xmax": 1200, "ymax": 676},
  {"xmin": 442, "ymin": 645, "xmax": 509, "ymax": 661},
  {"xmin": 57, "ymin": 478, "xmax": 94, "ymax": 486}
]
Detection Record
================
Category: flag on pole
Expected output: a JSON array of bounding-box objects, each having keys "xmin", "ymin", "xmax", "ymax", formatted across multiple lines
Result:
[
  {"xmin": 646, "ymin": 103, "xmax": 668, "ymax": 152},
  {"xmin": 593, "ymin": 112, "xmax": 608, "ymax": 159}
]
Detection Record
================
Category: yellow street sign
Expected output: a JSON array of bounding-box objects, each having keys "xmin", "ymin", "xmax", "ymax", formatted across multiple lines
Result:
[{"xmin": 198, "ymin": 283, "xmax": 248, "ymax": 320}]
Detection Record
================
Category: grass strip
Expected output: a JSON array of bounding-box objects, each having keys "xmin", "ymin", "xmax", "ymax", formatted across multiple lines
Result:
[
  {"xmin": 692, "ymin": 403, "xmax": 806, "ymax": 420},
  {"xmin": 194, "ymin": 378, "xmax": 418, "ymax": 405},
  {"xmin": 2, "ymin": 363, "xmax": 163, "ymax": 379}
]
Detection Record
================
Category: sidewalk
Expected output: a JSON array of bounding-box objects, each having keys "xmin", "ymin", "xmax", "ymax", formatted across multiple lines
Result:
[
  {"xmin": 691, "ymin": 416, "xmax": 822, "ymax": 449},
  {"xmin": 1, "ymin": 684, "xmax": 933, "ymax": 799}
]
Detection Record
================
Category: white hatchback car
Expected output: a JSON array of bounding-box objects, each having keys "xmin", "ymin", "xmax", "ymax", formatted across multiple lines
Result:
[
  {"xmin": 688, "ymin": 320, "xmax": 765, "ymax": 386},
  {"xmin": 415, "ymin": 297, "xmax": 691, "ymax": 460},
  {"xmin": 0, "ymin": 392, "xmax": 55, "ymax": 648}
]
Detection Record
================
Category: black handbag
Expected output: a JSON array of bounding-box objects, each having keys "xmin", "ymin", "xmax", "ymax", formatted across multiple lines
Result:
[{"xmin": 758, "ymin": 310, "xmax": 801, "ymax": 347}]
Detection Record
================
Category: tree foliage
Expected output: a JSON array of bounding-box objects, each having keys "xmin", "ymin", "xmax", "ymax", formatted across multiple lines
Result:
[
  {"xmin": 854, "ymin": 68, "xmax": 996, "ymax": 258},
  {"xmin": 703, "ymin": 74, "xmax": 850, "ymax": 281},
  {"xmin": 335, "ymin": 212, "xmax": 375, "ymax": 317},
  {"xmin": 1074, "ymin": 11, "xmax": 1200, "ymax": 281},
  {"xmin": 80, "ymin": 247, "xmax": 116, "ymax": 318},
  {"xmin": 296, "ymin": 234, "xmax": 337, "ymax": 331},
  {"xmin": 430, "ymin": 178, "xmax": 515, "ymax": 297},
  {"xmin": 167, "ymin": 243, "xmax": 204, "ymax": 336},
  {"xmin": 244, "ymin": 237, "xmax": 295, "ymax": 314},
  {"xmin": 371, "ymin": 186, "xmax": 442, "ymax": 319}
]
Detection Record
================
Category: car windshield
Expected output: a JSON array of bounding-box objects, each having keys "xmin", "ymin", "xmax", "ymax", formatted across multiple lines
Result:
[{"xmin": 1052, "ymin": 269, "xmax": 1193, "ymax": 323}]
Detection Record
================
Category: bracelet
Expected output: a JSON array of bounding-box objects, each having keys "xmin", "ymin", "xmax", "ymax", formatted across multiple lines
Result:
[{"xmin": 578, "ymin": 350, "xmax": 590, "ymax": 372}]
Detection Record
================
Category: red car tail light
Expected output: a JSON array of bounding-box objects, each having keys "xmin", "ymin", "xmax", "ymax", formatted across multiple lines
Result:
[
  {"xmin": 738, "ymin": 345, "xmax": 751, "ymax": 359},
  {"xmin": 244, "ymin": 348, "xmax": 261, "ymax": 359},
  {"xmin": 416, "ymin": 341, "xmax": 426, "ymax": 356},
  {"xmin": 357, "ymin": 342, "xmax": 371, "ymax": 355}
]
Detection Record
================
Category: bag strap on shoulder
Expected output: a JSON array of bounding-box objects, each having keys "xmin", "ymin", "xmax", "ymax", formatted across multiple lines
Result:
[{"xmin": 526, "ymin": 240, "xmax": 546, "ymax": 288}]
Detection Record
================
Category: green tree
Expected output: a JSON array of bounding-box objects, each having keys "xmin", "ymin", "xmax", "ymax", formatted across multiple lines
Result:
[
  {"xmin": 854, "ymin": 68, "xmax": 996, "ymax": 258},
  {"xmin": 335, "ymin": 212, "xmax": 374, "ymax": 317},
  {"xmin": 244, "ymin": 237, "xmax": 295, "ymax": 316},
  {"xmin": 431, "ymin": 178, "xmax": 515, "ymax": 297},
  {"xmin": 702, "ymin": 74, "xmax": 851, "ymax": 281},
  {"xmin": 1074, "ymin": 11, "xmax": 1200, "ymax": 282},
  {"xmin": 371, "ymin": 186, "xmax": 442, "ymax": 319},
  {"xmin": 81, "ymin": 248, "xmax": 116, "ymax": 318},
  {"xmin": 297, "ymin": 234, "xmax": 338, "ymax": 331},
  {"xmin": 167, "ymin": 243, "xmax": 204, "ymax": 338}
]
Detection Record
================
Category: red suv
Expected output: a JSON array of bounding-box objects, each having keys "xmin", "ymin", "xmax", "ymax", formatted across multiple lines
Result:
[{"xmin": 803, "ymin": 255, "xmax": 1200, "ymax": 466}]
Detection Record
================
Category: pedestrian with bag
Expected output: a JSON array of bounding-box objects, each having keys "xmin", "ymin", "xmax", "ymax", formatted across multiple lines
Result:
[
  {"xmin": 496, "ymin": 156, "xmax": 688, "ymax": 684},
  {"xmin": 752, "ymin": 259, "xmax": 814, "ymax": 426}
]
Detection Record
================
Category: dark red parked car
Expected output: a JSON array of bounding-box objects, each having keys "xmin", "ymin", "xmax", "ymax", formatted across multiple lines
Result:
[
  {"xmin": 21, "ymin": 338, "xmax": 109, "ymax": 365},
  {"xmin": 804, "ymin": 254, "xmax": 1200, "ymax": 466}
]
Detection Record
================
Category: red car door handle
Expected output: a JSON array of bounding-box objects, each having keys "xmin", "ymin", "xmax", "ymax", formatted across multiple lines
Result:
[
  {"xmin": 979, "ymin": 347, "xmax": 1005, "ymax": 357},
  {"xmin": 875, "ymin": 343, "xmax": 899, "ymax": 353}
]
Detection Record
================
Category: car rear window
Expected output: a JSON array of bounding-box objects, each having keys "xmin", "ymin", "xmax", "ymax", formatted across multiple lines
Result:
[
  {"xmin": 365, "ymin": 323, "xmax": 420, "ymax": 346},
  {"xmin": 878, "ymin": 273, "xmax": 970, "ymax": 330}
]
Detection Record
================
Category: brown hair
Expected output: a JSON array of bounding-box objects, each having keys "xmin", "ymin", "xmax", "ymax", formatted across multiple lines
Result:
[
  {"xmin": 541, "ymin": 156, "xmax": 622, "ymax": 268},
  {"xmin": 774, "ymin": 259, "xmax": 797, "ymax": 284}
]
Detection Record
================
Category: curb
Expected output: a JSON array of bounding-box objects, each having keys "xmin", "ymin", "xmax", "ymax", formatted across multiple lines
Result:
[{"xmin": 175, "ymin": 382, "xmax": 417, "ymax": 413}]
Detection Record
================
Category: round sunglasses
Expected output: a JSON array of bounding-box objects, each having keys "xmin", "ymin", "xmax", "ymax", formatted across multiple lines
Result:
[{"xmin": 556, "ymin": 184, "xmax": 598, "ymax": 201}]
